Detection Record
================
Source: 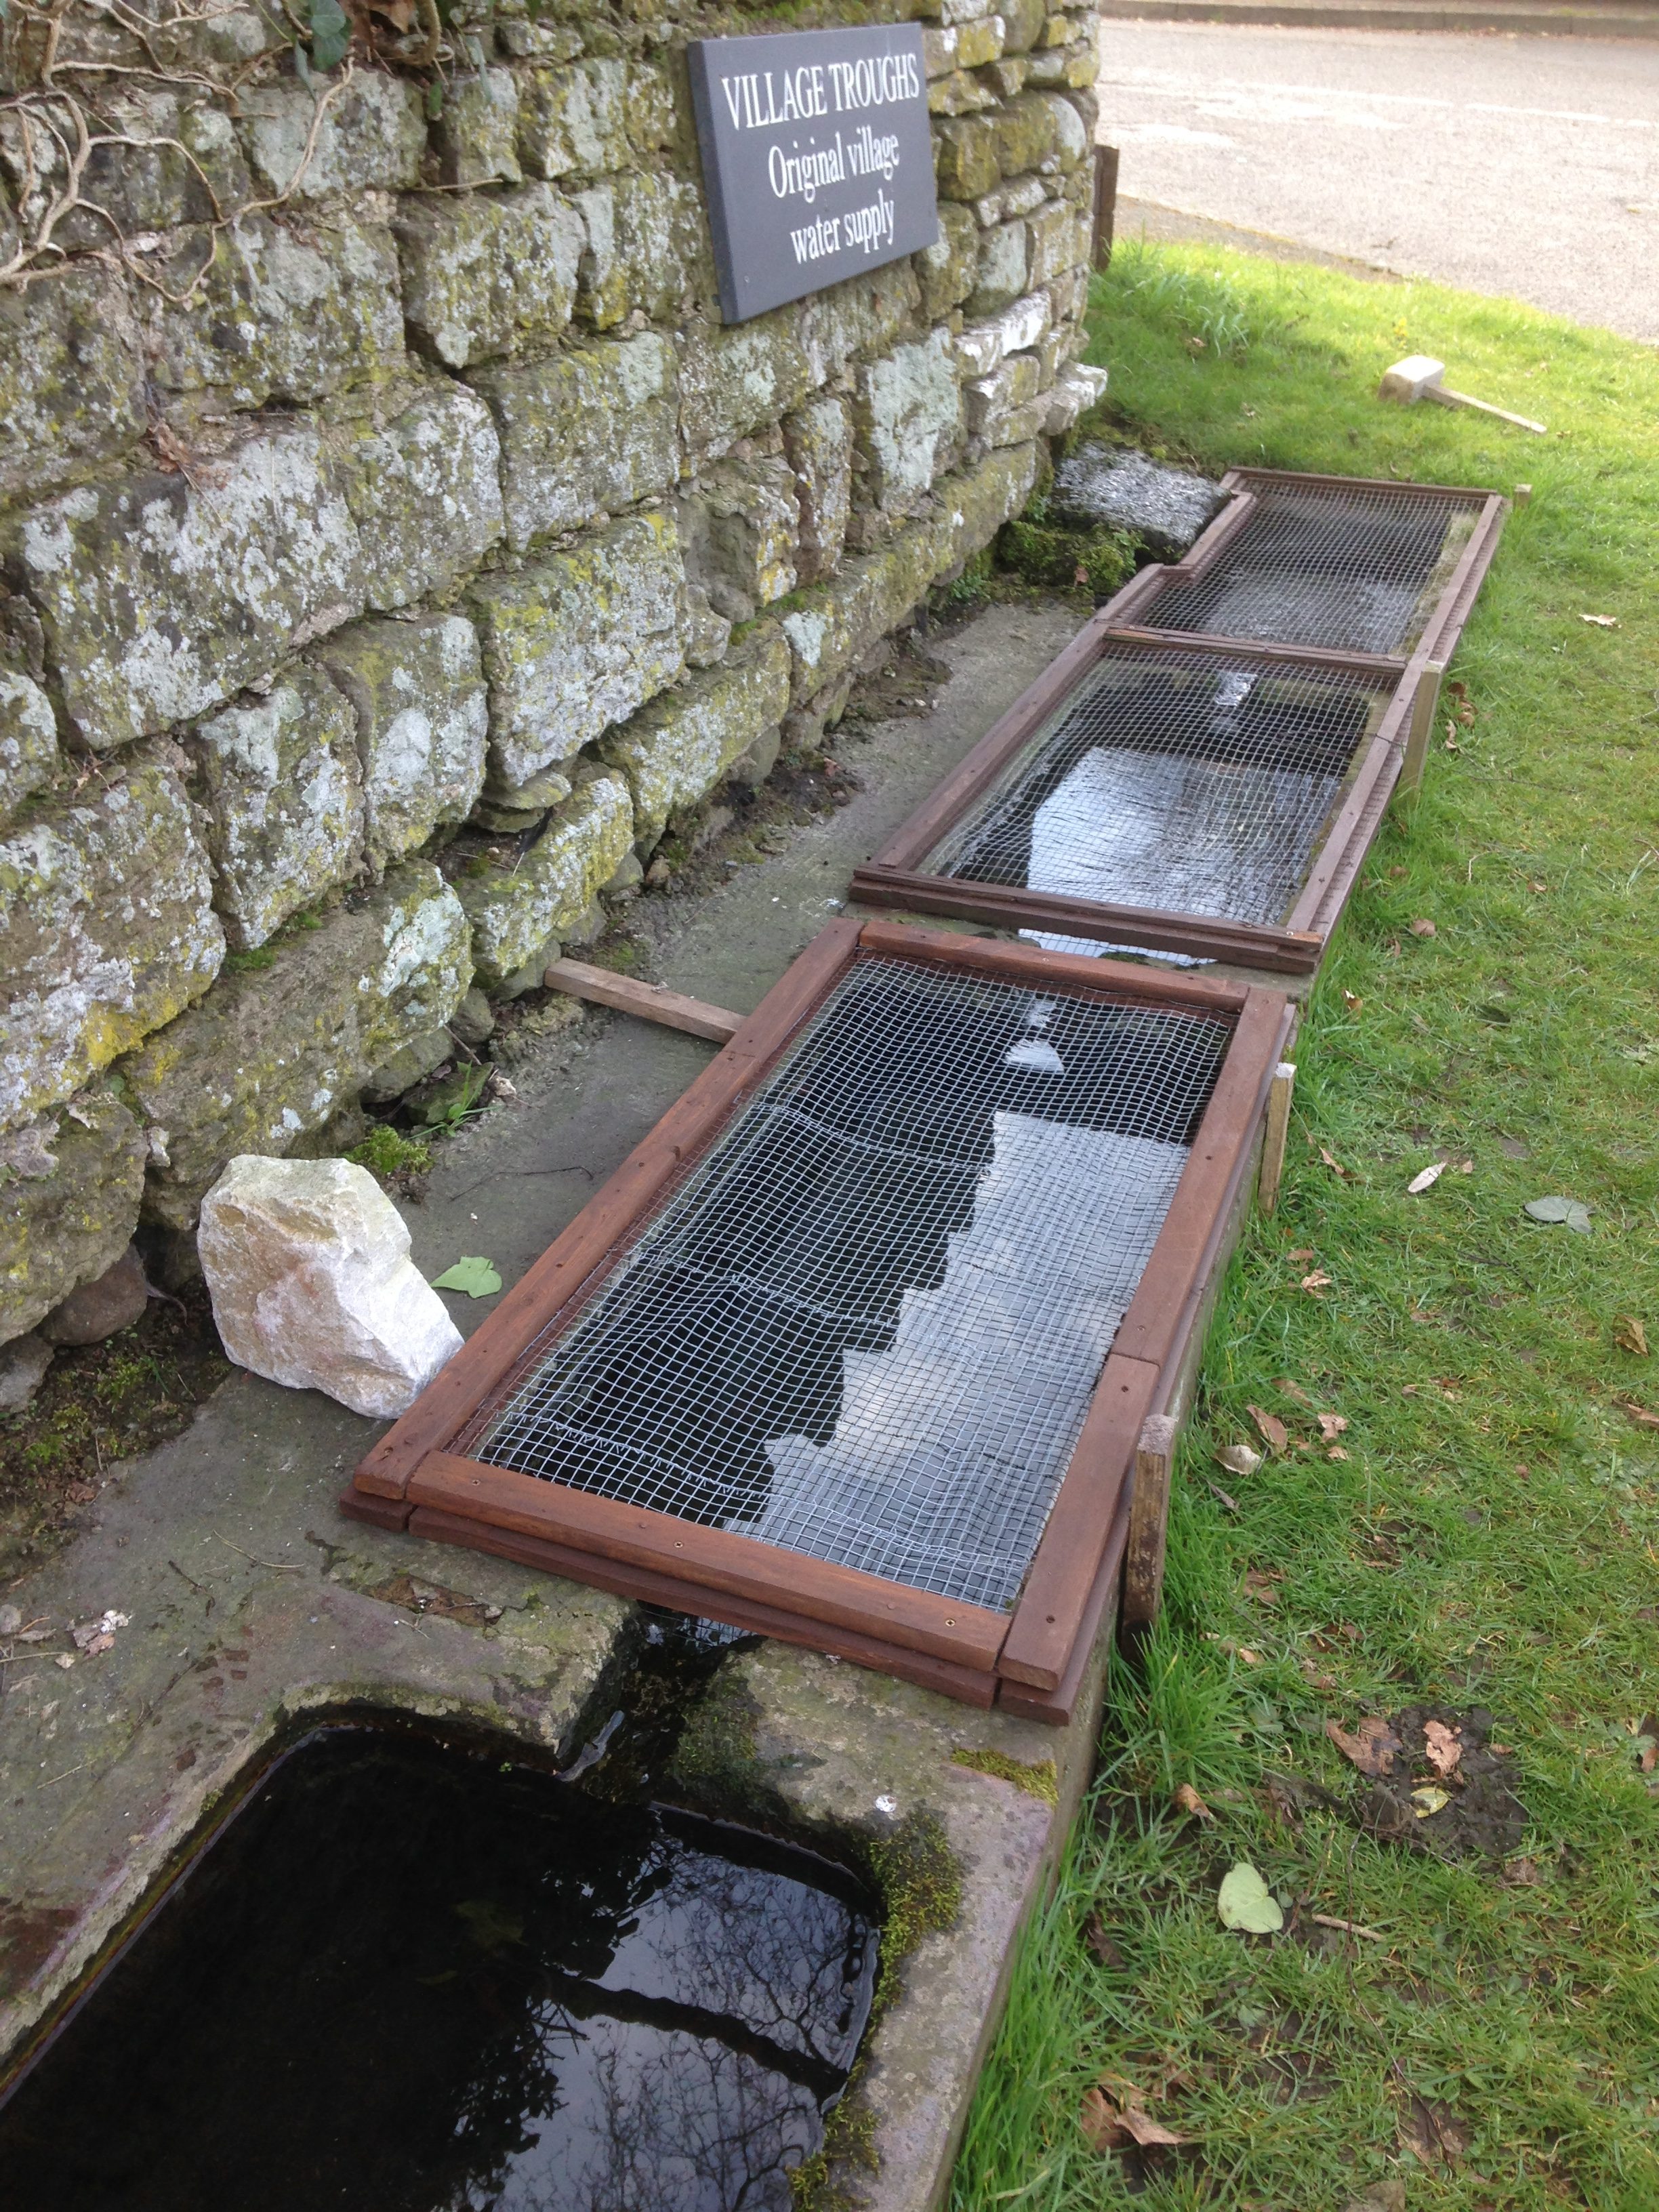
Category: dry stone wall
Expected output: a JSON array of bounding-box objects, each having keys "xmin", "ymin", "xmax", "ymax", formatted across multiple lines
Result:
[{"xmin": 0, "ymin": 0, "xmax": 1105, "ymax": 1342}]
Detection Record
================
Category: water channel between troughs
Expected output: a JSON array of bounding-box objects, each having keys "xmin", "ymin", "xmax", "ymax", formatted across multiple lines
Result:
[{"xmin": 0, "ymin": 1713, "xmax": 878, "ymax": 2211}]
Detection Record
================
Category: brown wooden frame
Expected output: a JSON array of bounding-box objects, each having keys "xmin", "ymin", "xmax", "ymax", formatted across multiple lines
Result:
[
  {"xmin": 851, "ymin": 621, "xmax": 1413, "ymax": 975},
  {"xmin": 344, "ymin": 921, "xmax": 1292, "ymax": 1719}
]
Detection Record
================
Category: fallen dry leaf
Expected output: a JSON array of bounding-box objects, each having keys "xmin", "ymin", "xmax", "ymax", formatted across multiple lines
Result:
[
  {"xmin": 1580, "ymin": 612, "xmax": 1619, "ymax": 628},
  {"xmin": 1641, "ymin": 1744, "xmax": 1658, "ymax": 1776},
  {"xmin": 1172, "ymin": 1782, "xmax": 1213, "ymax": 1822},
  {"xmin": 1409, "ymin": 918, "xmax": 1437, "ymax": 938},
  {"xmin": 1422, "ymin": 1719, "xmax": 1463, "ymax": 1776},
  {"xmin": 1319, "ymin": 1147, "xmax": 1348, "ymax": 1177},
  {"xmin": 1242, "ymin": 1569, "xmax": 1282, "ymax": 1607},
  {"xmin": 1248, "ymin": 1404, "xmax": 1288, "ymax": 1454},
  {"xmin": 1317, "ymin": 1412, "xmax": 1349, "ymax": 1441},
  {"xmin": 1343, "ymin": 990, "xmax": 1364, "ymax": 1012},
  {"xmin": 1327, "ymin": 1446, "xmax": 1350, "ymax": 1461},
  {"xmin": 1287, "ymin": 1247, "xmax": 1315, "ymax": 1263},
  {"xmin": 1209, "ymin": 1482, "xmax": 1240, "ymax": 1513},
  {"xmin": 1504, "ymin": 1856, "xmax": 1542, "ymax": 1887},
  {"xmin": 1411, "ymin": 1784, "xmax": 1451, "ymax": 1818},
  {"xmin": 1214, "ymin": 1442, "xmax": 1263, "ymax": 1479},
  {"xmin": 1406, "ymin": 1160, "xmax": 1446, "ymax": 1195},
  {"xmin": 1276, "ymin": 1378, "xmax": 1313, "ymax": 1406},
  {"xmin": 1618, "ymin": 1400, "xmax": 1659, "ymax": 1432},
  {"xmin": 1080, "ymin": 2077, "xmax": 1186, "ymax": 2153},
  {"xmin": 1084, "ymin": 1912, "xmax": 1125, "ymax": 1969},
  {"xmin": 1614, "ymin": 1316, "xmax": 1649, "ymax": 1357},
  {"xmin": 1326, "ymin": 1715, "xmax": 1404, "ymax": 1777},
  {"xmin": 1301, "ymin": 1269, "xmax": 1332, "ymax": 1294}
]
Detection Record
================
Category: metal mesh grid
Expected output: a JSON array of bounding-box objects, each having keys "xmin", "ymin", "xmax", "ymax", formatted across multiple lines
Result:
[
  {"xmin": 473, "ymin": 956, "xmax": 1232, "ymax": 1612},
  {"xmin": 1145, "ymin": 481, "xmax": 1482, "ymax": 654},
  {"xmin": 921, "ymin": 643, "xmax": 1392, "ymax": 958}
]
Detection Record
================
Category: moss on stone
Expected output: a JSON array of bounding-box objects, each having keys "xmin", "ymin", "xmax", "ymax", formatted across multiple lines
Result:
[
  {"xmin": 949, "ymin": 1746, "xmax": 1059, "ymax": 1803},
  {"xmin": 668, "ymin": 1663, "xmax": 762, "ymax": 1799},
  {"xmin": 998, "ymin": 514, "xmax": 1136, "ymax": 597}
]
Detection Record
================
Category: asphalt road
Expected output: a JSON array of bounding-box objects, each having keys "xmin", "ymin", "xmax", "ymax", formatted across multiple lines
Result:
[{"xmin": 1094, "ymin": 20, "xmax": 1659, "ymax": 340}]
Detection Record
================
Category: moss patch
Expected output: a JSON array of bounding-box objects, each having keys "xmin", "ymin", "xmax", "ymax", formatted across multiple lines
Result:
[
  {"xmin": 998, "ymin": 512, "xmax": 1137, "ymax": 598},
  {"xmin": 951, "ymin": 1746, "xmax": 1060, "ymax": 1803}
]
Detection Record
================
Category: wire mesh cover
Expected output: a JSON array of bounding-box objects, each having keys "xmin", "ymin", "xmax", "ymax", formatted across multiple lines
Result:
[
  {"xmin": 1145, "ymin": 480, "xmax": 1481, "ymax": 654},
  {"xmin": 920, "ymin": 644, "xmax": 1391, "ymax": 959},
  {"xmin": 473, "ymin": 958, "xmax": 1231, "ymax": 1612}
]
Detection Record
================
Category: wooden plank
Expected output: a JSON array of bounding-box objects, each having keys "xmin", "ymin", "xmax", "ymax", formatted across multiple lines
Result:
[
  {"xmin": 1118, "ymin": 1414, "xmax": 1176, "ymax": 1636},
  {"xmin": 1395, "ymin": 657, "xmax": 1448, "ymax": 803},
  {"xmin": 997, "ymin": 1353, "xmax": 1161, "ymax": 1690},
  {"xmin": 337, "ymin": 1485, "xmax": 415, "ymax": 1532},
  {"xmin": 1169, "ymin": 489, "xmax": 1256, "ymax": 581},
  {"xmin": 855, "ymin": 918, "xmax": 1251, "ymax": 1012},
  {"xmin": 996, "ymin": 1479, "xmax": 1134, "ymax": 1725},
  {"xmin": 350, "ymin": 918, "xmax": 863, "ymax": 1500},
  {"xmin": 1282, "ymin": 731, "xmax": 1401, "ymax": 935},
  {"xmin": 1092, "ymin": 144, "xmax": 1120, "ymax": 270},
  {"xmin": 1256, "ymin": 1061, "xmax": 1296, "ymax": 1216},
  {"xmin": 407, "ymin": 1454, "xmax": 1010, "ymax": 1673},
  {"xmin": 848, "ymin": 867, "xmax": 1325, "ymax": 975},
  {"xmin": 1111, "ymin": 989, "xmax": 1291, "ymax": 1372},
  {"xmin": 544, "ymin": 958, "xmax": 742, "ymax": 1044},
  {"xmin": 1227, "ymin": 466, "xmax": 1502, "ymax": 503},
  {"xmin": 1105, "ymin": 624, "xmax": 1407, "ymax": 679},
  {"xmin": 407, "ymin": 1508, "xmax": 997, "ymax": 1706},
  {"xmin": 1417, "ymin": 495, "xmax": 1508, "ymax": 661}
]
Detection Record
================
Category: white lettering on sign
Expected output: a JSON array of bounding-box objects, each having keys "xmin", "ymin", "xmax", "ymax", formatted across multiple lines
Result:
[{"xmin": 717, "ymin": 50, "xmax": 921, "ymax": 132}]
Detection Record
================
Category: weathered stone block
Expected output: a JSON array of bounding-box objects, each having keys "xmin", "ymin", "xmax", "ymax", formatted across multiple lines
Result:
[
  {"xmin": 679, "ymin": 310, "xmax": 813, "ymax": 453},
  {"xmin": 573, "ymin": 169, "xmax": 687, "ymax": 328},
  {"xmin": 915, "ymin": 201, "xmax": 979, "ymax": 317},
  {"xmin": 924, "ymin": 25, "xmax": 960, "ymax": 74},
  {"xmin": 1063, "ymin": 43, "xmax": 1099, "ymax": 89},
  {"xmin": 958, "ymin": 16, "xmax": 1007, "ymax": 65},
  {"xmin": 335, "ymin": 384, "xmax": 504, "ymax": 612},
  {"xmin": 0, "ymin": 1093, "xmax": 148, "ymax": 1347},
  {"xmin": 434, "ymin": 66, "xmax": 523, "ymax": 186},
  {"xmin": 468, "ymin": 511, "xmax": 689, "ymax": 789},
  {"xmin": 140, "ymin": 216, "xmax": 405, "ymax": 407},
  {"xmin": 314, "ymin": 614, "xmax": 489, "ymax": 869},
  {"xmin": 958, "ymin": 289, "xmax": 1051, "ymax": 377},
  {"xmin": 1043, "ymin": 361, "xmax": 1111, "ymax": 436},
  {"xmin": 934, "ymin": 117, "xmax": 1000, "ymax": 202},
  {"xmin": 0, "ymin": 672, "xmax": 58, "ymax": 830},
  {"xmin": 8, "ymin": 428, "xmax": 365, "ymax": 748},
  {"xmin": 119, "ymin": 862, "xmax": 473, "ymax": 1233},
  {"xmin": 798, "ymin": 262, "xmax": 923, "ymax": 385},
  {"xmin": 518, "ymin": 58, "xmax": 632, "ymax": 179},
  {"xmin": 455, "ymin": 775, "xmax": 634, "ymax": 983},
  {"xmin": 0, "ymin": 266, "xmax": 147, "ymax": 506},
  {"xmin": 700, "ymin": 460, "xmax": 800, "ymax": 609},
  {"xmin": 627, "ymin": 64, "xmax": 676, "ymax": 153},
  {"xmin": 0, "ymin": 748, "xmax": 224, "ymax": 1129},
  {"xmin": 600, "ymin": 632, "xmax": 792, "ymax": 849},
  {"xmin": 784, "ymin": 398, "xmax": 853, "ymax": 586},
  {"xmin": 1040, "ymin": 89, "xmax": 1091, "ymax": 168},
  {"xmin": 0, "ymin": 91, "xmax": 249, "ymax": 251},
  {"xmin": 1000, "ymin": 0, "xmax": 1047, "ymax": 48},
  {"xmin": 781, "ymin": 518, "xmax": 953, "ymax": 705},
  {"xmin": 967, "ymin": 220, "xmax": 1031, "ymax": 316},
  {"xmin": 1025, "ymin": 198, "xmax": 1086, "ymax": 289},
  {"xmin": 190, "ymin": 666, "xmax": 365, "ymax": 951},
  {"xmin": 966, "ymin": 352, "xmax": 1045, "ymax": 445},
  {"xmin": 240, "ymin": 72, "xmax": 426, "ymax": 199},
  {"xmin": 994, "ymin": 91, "xmax": 1060, "ymax": 177},
  {"xmin": 396, "ymin": 185, "xmax": 584, "ymax": 369},
  {"xmin": 855, "ymin": 329, "xmax": 964, "ymax": 511},
  {"xmin": 929, "ymin": 71, "xmax": 994, "ymax": 117},
  {"xmin": 470, "ymin": 333, "xmax": 678, "ymax": 551},
  {"xmin": 937, "ymin": 438, "xmax": 1042, "ymax": 566}
]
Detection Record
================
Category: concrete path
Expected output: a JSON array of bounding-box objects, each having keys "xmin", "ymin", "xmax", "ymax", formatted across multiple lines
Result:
[{"xmin": 1096, "ymin": 18, "xmax": 1659, "ymax": 339}]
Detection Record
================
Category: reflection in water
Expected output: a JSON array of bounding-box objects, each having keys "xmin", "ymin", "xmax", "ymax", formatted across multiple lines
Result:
[{"xmin": 0, "ymin": 1727, "xmax": 876, "ymax": 2212}]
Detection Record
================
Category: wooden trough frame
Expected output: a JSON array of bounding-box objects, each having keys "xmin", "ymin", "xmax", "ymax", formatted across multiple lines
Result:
[{"xmin": 344, "ymin": 920, "xmax": 1294, "ymax": 1723}]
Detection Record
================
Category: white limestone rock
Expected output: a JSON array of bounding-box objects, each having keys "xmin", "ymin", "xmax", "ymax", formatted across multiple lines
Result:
[{"xmin": 199, "ymin": 1154, "xmax": 462, "ymax": 1418}]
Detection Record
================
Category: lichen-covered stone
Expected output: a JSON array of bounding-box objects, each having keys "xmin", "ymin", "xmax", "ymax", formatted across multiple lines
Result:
[
  {"xmin": 139, "ymin": 215, "xmax": 405, "ymax": 407},
  {"xmin": 994, "ymin": 91, "xmax": 1061, "ymax": 178},
  {"xmin": 7, "ymin": 428, "xmax": 365, "ymax": 749},
  {"xmin": 455, "ymin": 776, "xmax": 634, "ymax": 983},
  {"xmin": 191, "ymin": 666, "xmax": 365, "ymax": 950},
  {"xmin": 119, "ymin": 862, "xmax": 473, "ymax": 1233},
  {"xmin": 929, "ymin": 71, "xmax": 994, "ymax": 117},
  {"xmin": 239, "ymin": 71, "xmax": 426, "ymax": 199},
  {"xmin": 680, "ymin": 310, "xmax": 813, "ymax": 453},
  {"xmin": 335, "ymin": 384, "xmax": 504, "ymax": 612},
  {"xmin": 1000, "ymin": 0, "xmax": 1048, "ymax": 50},
  {"xmin": 938, "ymin": 438, "xmax": 1042, "ymax": 566},
  {"xmin": 0, "ymin": 672, "xmax": 58, "ymax": 829},
  {"xmin": 699, "ymin": 460, "xmax": 799, "ymax": 609},
  {"xmin": 0, "ymin": 749, "xmax": 224, "ymax": 1129},
  {"xmin": 798, "ymin": 262, "xmax": 923, "ymax": 386},
  {"xmin": 1025, "ymin": 198, "xmax": 1086, "ymax": 289},
  {"xmin": 433, "ymin": 66, "xmax": 523, "ymax": 187},
  {"xmin": 470, "ymin": 333, "xmax": 677, "ymax": 550},
  {"xmin": 1038, "ymin": 89, "xmax": 1090, "ymax": 168},
  {"xmin": 518, "ymin": 58, "xmax": 632, "ymax": 179},
  {"xmin": 396, "ymin": 186, "xmax": 585, "ymax": 369},
  {"xmin": 0, "ymin": 1092, "xmax": 148, "ymax": 1347},
  {"xmin": 783, "ymin": 398, "xmax": 853, "ymax": 586},
  {"xmin": 600, "ymin": 633, "xmax": 792, "ymax": 849},
  {"xmin": 1043, "ymin": 361, "xmax": 1110, "ymax": 436},
  {"xmin": 573, "ymin": 169, "xmax": 687, "ymax": 329},
  {"xmin": 967, "ymin": 220, "xmax": 1031, "ymax": 316},
  {"xmin": 914, "ymin": 201, "xmax": 979, "ymax": 318},
  {"xmin": 781, "ymin": 517, "xmax": 953, "ymax": 705},
  {"xmin": 0, "ymin": 265, "xmax": 147, "ymax": 506},
  {"xmin": 468, "ymin": 510, "xmax": 689, "ymax": 790},
  {"xmin": 314, "ymin": 614, "xmax": 489, "ymax": 868},
  {"xmin": 0, "ymin": 89, "xmax": 249, "ymax": 252},
  {"xmin": 934, "ymin": 116, "xmax": 999, "ymax": 201},
  {"xmin": 855, "ymin": 329, "xmax": 964, "ymax": 511},
  {"xmin": 958, "ymin": 289, "xmax": 1051, "ymax": 377},
  {"xmin": 966, "ymin": 350, "xmax": 1044, "ymax": 440}
]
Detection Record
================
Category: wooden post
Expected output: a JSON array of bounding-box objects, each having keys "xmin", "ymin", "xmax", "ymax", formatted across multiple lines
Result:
[
  {"xmin": 1396, "ymin": 657, "xmax": 1448, "ymax": 806},
  {"xmin": 1092, "ymin": 144, "xmax": 1120, "ymax": 271},
  {"xmin": 1120, "ymin": 1414, "xmax": 1176, "ymax": 1640},
  {"xmin": 1257, "ymin": 1061, "xmax": 1296, "ymax": 1216}
]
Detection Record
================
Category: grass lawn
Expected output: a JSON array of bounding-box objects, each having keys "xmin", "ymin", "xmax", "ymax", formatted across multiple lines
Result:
[{"xmin": 949, "ymin": 243, "xmax": 1659, "ymax": 2211}]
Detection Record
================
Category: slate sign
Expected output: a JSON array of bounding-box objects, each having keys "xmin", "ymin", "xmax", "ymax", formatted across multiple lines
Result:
[{"xmin": 689, "ymin": 25, "xmax": 939, "ymax": 326}]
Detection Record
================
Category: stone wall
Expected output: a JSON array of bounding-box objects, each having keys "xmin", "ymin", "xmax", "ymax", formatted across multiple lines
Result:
[{"xmin": 0, "ymin": 0, "xmax": 1104, "ymax": 1344}]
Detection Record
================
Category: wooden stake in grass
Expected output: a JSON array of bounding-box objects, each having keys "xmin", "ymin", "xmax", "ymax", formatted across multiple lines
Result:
[{"xmin": 1258, "ymin": 1061, "xmax": 1296, "ymax": 1216}]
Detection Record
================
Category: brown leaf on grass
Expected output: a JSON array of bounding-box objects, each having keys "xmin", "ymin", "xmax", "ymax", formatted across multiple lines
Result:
[
  {"xmin": 1080, "ymin": 2076, "xmax": 1187, "ymax": 2153},
  {"xmin": 1319, "ymin": 1147, "xmax": 1348, "ymax": 1177},
  {"xmin": 1214, "ymin": 1442, "xmax": 1263, "ymax": 1478},
  {"xmin": 1242, "ymin": 1570, "xmax": 1282, "ymax": 1607},
  {"xmin": 1342, "ymin": 989, "xmax": 1364, "ymax": 1012},
  {"xmin": 1327, "ymin": 1446, "xmax": 1351, "ymax": 1461},
  {"xmin": 1276, "ymin": 1378, "xmax": 1313, "ymax": 1406},
  {"xmin": 1580, "ymin": 612, "xmax": 1619, "ymax": 628},
  {"xmin": 1172, "ymin": 1782, "xmax": 1214, "ymax": 1822},
  {"xmin": 1326, "ymin": 1715, "xmax": 1404, "ymax": 1777},
  {"xmin": 1317, "ymin": 1412, "xmax": 1349, "ymax": 1441},
  {"xmin": 1248, "ymin": 1404, "xmax": 1288, "ymax": 1453},
  {"xmin": 1409, "ymin": 918, "xmax": 1437, "ymax": 938},
  {"xmin": 1084, "ymin": 1912, "xmax": 1126, "ymax": 1969},
  {"xmin": 1618, "ymin": 1400, "xmax": 1659, "ymax": 1431},
  {"xmin": 1641, "ymin": 1744, "xmax": 1658, "ymax": 1776},
  {"xmin": 1422, "ymin": 1719, "xmax": 1463, "ymax": 1776},
  {"xmin": 1406, "ymin": 1160, "xmax": 1445, "ymax": 1195},
  {"xmin": 1209, "ymin": 1483, "xmax": 1241, "ymax": 1513},
  {"xmin": 1614, "ymin": 1316, "xmax": 1650, "ymax": 1357},
  {"xmin": 1301, "ymin": 1269, "xmax": 1332, "ymax": 1294},
  {"xmin": 1287, "ymin": 1247, "xmax": 1314, "ymax": 1263}
]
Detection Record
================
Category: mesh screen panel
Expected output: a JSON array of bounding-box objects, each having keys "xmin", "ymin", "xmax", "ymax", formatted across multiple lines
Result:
[
  {"xmin": 472, "ymin": 957, "xmax": 1231, "ymax": 1611},
  {"xmin": 1145, "ymin": 480, "xmax": 1482, "ymax": 654},
  {"xmin": 920, "ymin": 643, "xmax": 1393, "ymax": 958}
]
